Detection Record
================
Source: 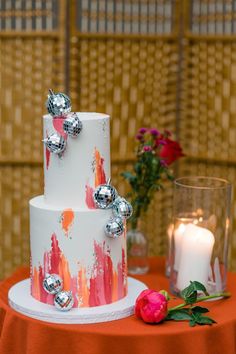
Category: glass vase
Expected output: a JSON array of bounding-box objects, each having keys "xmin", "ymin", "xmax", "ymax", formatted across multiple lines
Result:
[
  {"xmin": 169, "ymin": 177, "xmax": 232, "ymax": 296},
  {"xmin": 127, "ymin": 229, "xmax": 149, "ymax": 275}
]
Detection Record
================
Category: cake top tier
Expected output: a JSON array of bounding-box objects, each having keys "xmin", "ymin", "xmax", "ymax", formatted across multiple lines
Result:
[{"xmin": 43, "ymin": 112, "xmax": 111, "ymax": 209}]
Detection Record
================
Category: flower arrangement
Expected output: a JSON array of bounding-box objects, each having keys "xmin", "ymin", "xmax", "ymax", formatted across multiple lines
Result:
[
  {"xmin": 122, "ymin": 128, "xmax": 184, "ymax": 230},
  {"xmin": 135, "ymin": 281, "xmax": 230, "ymax": 326}
]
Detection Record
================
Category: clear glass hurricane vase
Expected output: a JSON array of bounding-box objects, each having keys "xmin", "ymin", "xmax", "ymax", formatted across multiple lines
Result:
[
  {"xmin": 127, "ymin": 229, "xmax": 149, "ymax": 275},
  {"xmin": 169, "ymin": 177, "xmax": 232, "ymax": 296}
]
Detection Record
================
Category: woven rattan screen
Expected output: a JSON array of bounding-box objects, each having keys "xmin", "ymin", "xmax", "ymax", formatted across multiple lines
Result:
[
  {"xmin": 1, "ymin": 0, "xmax": 236, "ymax": 278},
  {"xmin": 179, "ymin": 0, "xmax": 236, "ymax": 270}
]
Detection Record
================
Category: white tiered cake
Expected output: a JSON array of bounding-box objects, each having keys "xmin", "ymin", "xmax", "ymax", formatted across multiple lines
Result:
[
  {"xmin": 8, "ymin": 98, "xmax": 147, "ymax": 323},
  {"xmin": 30, "ymin": 113, "xmax": 127, "ymax": 308}
]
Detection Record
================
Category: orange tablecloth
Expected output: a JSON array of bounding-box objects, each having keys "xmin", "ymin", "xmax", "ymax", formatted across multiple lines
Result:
[{"xmin": 1, "ymin": 257, "xmax": 236, "ymax": 354}]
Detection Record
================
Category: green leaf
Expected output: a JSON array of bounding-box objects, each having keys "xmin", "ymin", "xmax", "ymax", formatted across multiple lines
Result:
[
  {"xmin": 191, "ymin": 306, "xmax": 209, "ymax": 314},
  {"xmin": 166, "ymin": 309, "xmax": 192, "ymax": 321},
  {"xmin": 180, "ymin": 283, "xmax": 194, "ymax": 299},
  {"xmin": 180, "ymin": 284, "xmax": 198, "ymax": 305},
  {"xmin": 194, "ymin": 315, "xmax": 216, "ymax": 326},
  {"xmin": 180, "ymin": 280, "xmax": 208, "ymax": 304},
  {"xmin": 190, "ymin": 281, "xmax": 209, "ymax": 296},
  {"xmin": 121, "ymin": 171, "xmax": 134, "ymax": 180},
  {"xmin": 189, "ymin": 319, "xmax": 196, "ymax": 327}
]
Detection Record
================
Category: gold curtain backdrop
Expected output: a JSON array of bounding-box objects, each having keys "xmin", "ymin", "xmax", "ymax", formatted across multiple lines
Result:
[{"xmin": 0, "ymin": 0, "xmax": 236, "ymax": 278}]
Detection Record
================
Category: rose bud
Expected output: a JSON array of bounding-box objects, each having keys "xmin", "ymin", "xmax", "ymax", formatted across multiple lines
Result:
[{"xmin": 135, "ymin": 289, "xmax": 168, "ymax": 324}]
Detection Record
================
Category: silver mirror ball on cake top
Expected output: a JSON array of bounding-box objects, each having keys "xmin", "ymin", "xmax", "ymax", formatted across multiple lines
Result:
[
  {"xmin": 43, "ymin": 274, "xmax": 63, "ymax": 295},
  {"xmin": 63, "ymin": 112, "xmax": 83, "ymax": 137},
  {"xmin": 44, "ymin": 89, "xmax": 83, "ymax": 154},
  {"xmin": 54, "ymin": 291, "xmax": 74, "ymax": 311},
  {"xmin": 46, "ymin": 89, "xmax": 71, "ymax": 116},
  {"xmin": 42, "ymin": 133, "xmax": 67, "ymax": 154}
]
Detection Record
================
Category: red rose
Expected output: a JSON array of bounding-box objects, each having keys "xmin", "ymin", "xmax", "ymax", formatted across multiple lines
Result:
[
  {"xmin": 135, "ymin": 289, "xmax": 168, "ymax": 323},
  {"xmin": 159, "ymin": 138, "xmax": 184, "ymax": 165}
]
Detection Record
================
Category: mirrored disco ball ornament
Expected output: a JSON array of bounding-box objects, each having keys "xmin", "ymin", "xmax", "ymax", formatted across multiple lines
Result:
[
  {"xmin": 43, "ymin": 274, "xmax": 63, "ymax": 295},
  {"xmin": 104, "ymin": 216, "xmax": 124, "ymax": 238},
  {"xmin": 112, "ymin": 197, "xmax": 133, "ymax": 219},
  {"xmin": 54, "ymin": 291, "xmax": 74, "ymax": 311},
  {"xmin": 46, "ymin": 89, "xmax": 71, "ymax": 116},
  {"xmin": 93, "ymin": 184, "xmax": 118, "ymax": 209},
  {"xmin": 63, "ymin": 113, "xmax": 83, "ymax": 137},
  {"xmin": 43, "ymin": 133, "xmax": 66, "ymax": 154}
]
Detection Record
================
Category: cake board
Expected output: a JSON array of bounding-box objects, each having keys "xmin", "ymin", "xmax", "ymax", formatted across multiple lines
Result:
[{"xmin": 8, "ymin": 277, "xmax": 147, "ymax": 324}]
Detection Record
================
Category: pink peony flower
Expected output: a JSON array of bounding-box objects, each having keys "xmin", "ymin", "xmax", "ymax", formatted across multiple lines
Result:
[
  {"xmin": 143, "ymin": 145, "xmax": 152, "ymax": 152},
  {"xmin": 135, "ymin": 289, "xmax": 168, "ymax": 323}
]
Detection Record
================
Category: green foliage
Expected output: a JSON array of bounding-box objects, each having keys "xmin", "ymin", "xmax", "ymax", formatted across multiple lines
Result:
[
  {"xmin": 167, "ymin": 306, "xmax": 214, "ymax": 326},
  {"xmin": 180, "ymin": 281, "xmax": 209, "ymax": 305},
  {"xmin": 166, "ymin": 280, "xmax": 229, "ymax": 327},
  {"xmin": 166, "ymin": 309, "xmax": 192, "ymax": 321},
  {"xmin": 121, "ymin": 130, "xmax": 174, "ymax": 230}
]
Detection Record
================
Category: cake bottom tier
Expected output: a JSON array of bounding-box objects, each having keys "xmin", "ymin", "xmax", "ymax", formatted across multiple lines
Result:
[{"xmin": 30, "ymin": 196, "xmax": 127, "ymax": 308}]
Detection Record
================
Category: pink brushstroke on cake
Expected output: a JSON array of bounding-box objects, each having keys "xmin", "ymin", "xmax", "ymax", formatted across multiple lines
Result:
[
  {"xmin": 31, "ymin": 233, "xmax": 127, "ymax": 308},
  {"xmin": 85, "ymin": 184, "xmax": 96, "ymax": 209},
  {"xmin": 53, "ymin": 117, "xmax": 68, "ymax": 139},
  {"xmin": 45, "ymin": 130, "xmax": 51, "ymax": 170},
  {"xmin": 89, "ymin": 242, "xmax": 108, "ymax": 306}
]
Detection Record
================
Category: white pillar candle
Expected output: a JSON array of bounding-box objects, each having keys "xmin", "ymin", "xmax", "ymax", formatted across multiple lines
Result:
[
  {"xmin": 176, "ymin": 223, "xmax": 215, "ymax": 291},
  {"xmin": 173, "ymin": 223, "xmax": 186, "ymax": 271}
]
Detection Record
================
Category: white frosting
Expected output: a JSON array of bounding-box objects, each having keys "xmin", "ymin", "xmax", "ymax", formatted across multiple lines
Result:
[
  {"xmin": 43, "ymin": 113, "xmax": 110, "ymax": 208},
  {"xmin": 30, "ymin": 196, "xmax": 124, "ymax": 276}
]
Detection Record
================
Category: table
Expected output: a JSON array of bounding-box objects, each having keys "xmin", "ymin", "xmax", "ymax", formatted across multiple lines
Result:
[{"xmin": 1, "ymin": 257, "xmax": 236, "ymax": 354}]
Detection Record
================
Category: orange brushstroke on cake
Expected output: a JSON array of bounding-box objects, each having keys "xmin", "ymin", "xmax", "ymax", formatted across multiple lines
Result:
[
  {"xmin": 59, "ymin": 254, "xmax": 71, "ymax": 291},
  {"xmin": 60, "ymin": 208, "xmax": 74, "ymax": 237},
  {"xmin": 78, "ymin": 266, "xmax": 89, "ymax": 307},
  {"xmin": 94, "ymin": 148, "xmax": 106, "ymax": 187},
  {"xmin": 85, "ymin": 148, "xmax": 107, "ymax": 208},
  {"xmin": 32, "ymin": 267, "xmax": 40, "ymax": 299}
]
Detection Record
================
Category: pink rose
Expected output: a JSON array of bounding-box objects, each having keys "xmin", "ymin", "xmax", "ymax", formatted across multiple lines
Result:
[
  {"xmin": 159, "ymin": 138, "xmax": 184, "ymax": 165},
  {"xmin": 135, "ymin": 289, "xmax": 168, "ymax": 323}
]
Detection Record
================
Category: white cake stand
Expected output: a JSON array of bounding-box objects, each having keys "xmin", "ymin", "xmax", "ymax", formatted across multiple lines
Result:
[{"xmin": 8, "ymin": 277, "xmax": 147, "ymax": 324}]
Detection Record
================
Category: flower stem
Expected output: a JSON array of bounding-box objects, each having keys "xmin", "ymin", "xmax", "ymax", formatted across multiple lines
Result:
[{"xmin": 168, "ymin": 292, "xmax": 231, "ymax": 313}]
